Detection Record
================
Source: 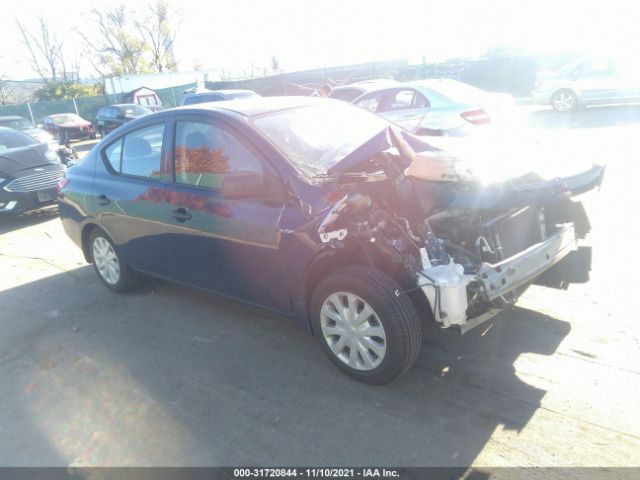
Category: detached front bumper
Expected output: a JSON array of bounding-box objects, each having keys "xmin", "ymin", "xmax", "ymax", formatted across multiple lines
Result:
[{"xmin": 477, "ymin": 223, "xmax": 577, "ymax": 301}]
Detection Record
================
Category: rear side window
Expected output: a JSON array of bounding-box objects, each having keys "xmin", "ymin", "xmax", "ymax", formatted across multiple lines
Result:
[
  {"xmin": 174, "ymin": 121, "xmax": 262, "ymax": 190},
  {"xmin": 104, "ymin": 139, "xmax": 122, "ymax": 171},
  {"xmin": 104, "ymin": 124, "xmax": 165, "ymax": 179}
]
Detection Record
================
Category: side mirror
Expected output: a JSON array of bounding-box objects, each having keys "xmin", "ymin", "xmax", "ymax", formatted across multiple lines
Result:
[{"xmin": 221, "ymin": 171, "xmax": 264, "ymax": 199}]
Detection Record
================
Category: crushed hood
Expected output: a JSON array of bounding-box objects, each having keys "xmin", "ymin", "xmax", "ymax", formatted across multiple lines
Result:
[{"xmin": 329, "ymin": 125, "xmax": 605, "ymax": 189}]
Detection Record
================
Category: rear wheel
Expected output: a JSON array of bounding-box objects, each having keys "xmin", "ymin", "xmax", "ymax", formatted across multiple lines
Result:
[
  {"xmin": 310, "ymin": 266, "xmax": 422, "ymax": 384},
  {"xmin": 89, "ymin": 228, "xmax": 140, "ymax": 292}
]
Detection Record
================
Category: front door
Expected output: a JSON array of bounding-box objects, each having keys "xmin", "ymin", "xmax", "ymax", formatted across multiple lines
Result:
[{"xmin": 157, "ymin": 116, "xmax": 290, "ymax": 313}]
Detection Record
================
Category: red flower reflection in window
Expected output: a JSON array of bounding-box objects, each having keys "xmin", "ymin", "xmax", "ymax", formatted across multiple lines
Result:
[{"xmin": 175, "ymin": 146, "xmax": 230, "ymax": 174}]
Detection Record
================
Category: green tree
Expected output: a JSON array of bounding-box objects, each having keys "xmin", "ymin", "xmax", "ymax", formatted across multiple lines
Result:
[{"xmin": 34, "ymin": 81, "xmax": 104, "ymax": 101}]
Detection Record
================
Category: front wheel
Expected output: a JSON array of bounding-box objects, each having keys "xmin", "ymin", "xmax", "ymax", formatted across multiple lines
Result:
[
  {"xmin": 89, "ymin": 228, "xmax": 140, "ymax": 292},
  {"xmin": 551, "ymin": 89, "xmax": 578, "ymax": 112},
  {"xmin": 310, "ymin": 266, "xmax": 422, "ymax": 384}
]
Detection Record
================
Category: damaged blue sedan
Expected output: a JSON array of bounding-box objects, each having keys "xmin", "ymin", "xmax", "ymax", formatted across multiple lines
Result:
[{"xmin": 58, "ymin": 97, "xmax": 604, "ymax": 384}]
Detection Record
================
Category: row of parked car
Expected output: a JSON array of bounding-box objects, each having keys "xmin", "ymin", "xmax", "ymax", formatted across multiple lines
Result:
[
  {"xmin": 0, "ymin": 78, "xmax": 512, "ymax": 216},
  {"xmin": 3, "ymin": 56, "xmax": 636, "ymax": 218}
]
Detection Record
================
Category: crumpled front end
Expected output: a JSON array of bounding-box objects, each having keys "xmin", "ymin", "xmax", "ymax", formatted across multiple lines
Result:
[{"xmin": 315, "ymin": 126, "xmax": 604, "ymax": 334}]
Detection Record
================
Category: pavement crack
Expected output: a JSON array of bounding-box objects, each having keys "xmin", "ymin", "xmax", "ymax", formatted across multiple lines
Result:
[{"xmin": 0, "ymin": 253, "xmax": 81, "ymax": 278}]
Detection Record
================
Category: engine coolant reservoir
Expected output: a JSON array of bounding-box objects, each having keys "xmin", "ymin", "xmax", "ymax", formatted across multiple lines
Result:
[{"xmin": 420, "ymin": 259, "xmax": 471, "ymax": 327}]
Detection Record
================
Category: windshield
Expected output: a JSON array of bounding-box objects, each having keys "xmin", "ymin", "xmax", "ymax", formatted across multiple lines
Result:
[
  {"xmin": 252, "ymin": 102, "xmax": 388, "ymax": 177},
  {"xmin": 120, "ymin": 105, "xmax": 150, "ymax": 117},
  {"xmin": 182, "ymin": 94, "xmax": 224, "ymax": 105},
  {"xmin": 52, "ymin": 114, "xmax": 82, "ymax": 124},
  {"xmin": 0, "ymin": 128, "xmax": 38, "ymax": 151},
  {"xmin": 0, "ymin": 118, "xmax": 32, "ymax": 130}
]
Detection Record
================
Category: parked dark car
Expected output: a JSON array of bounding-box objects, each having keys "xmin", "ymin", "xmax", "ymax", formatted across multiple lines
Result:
[
  {"xmin": 0, "ymin": 115, "xmax": 55, "ymax": 145},
  {"xmin": 0, "ymin": 126, "xmax": 65, "ymax": 214},
  {"xmin": 40, "ymin": 113, "xmax": 96, "ymax": 143},
  {"xmin": 58, "ymin": 97, "xmax": 603, "ymax": 383},
  {"xmin": 181, "ymin": 89, "xmax": 259, "ymax": 106},
  {"xmin": 95, "ymin": 104, "xmax": 151, "ymax": 137}
]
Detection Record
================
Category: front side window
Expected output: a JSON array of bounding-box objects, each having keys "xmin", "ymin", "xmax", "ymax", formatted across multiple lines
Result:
[
  {"xmin": 104, "ymin": 124, "xmax": 165, "ymax": 179},
  {"xmin": 174, "ymin": 121, "xmax": 262, "ymax": 190}
]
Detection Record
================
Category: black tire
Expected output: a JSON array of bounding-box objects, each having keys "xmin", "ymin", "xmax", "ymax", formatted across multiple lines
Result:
[
  {"xmin": 551, "ymin": 89, "xmax": 578, "ymax": 113},
  {"xmin": 310, "ymin": 265, "xmax": 422, "ymax": 384},
  {"xmin": 88, "ymin": 227, "xmax": 141, "ymax": 292}
]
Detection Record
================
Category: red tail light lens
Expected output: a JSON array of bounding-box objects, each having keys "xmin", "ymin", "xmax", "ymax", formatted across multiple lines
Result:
[
  {"xmin": 56, "ymin": 177, "xmax": 70, "ymax": 193},
  {"xmin": 461, "ymin": 109, "xmax": 491, "ymax": 125}
]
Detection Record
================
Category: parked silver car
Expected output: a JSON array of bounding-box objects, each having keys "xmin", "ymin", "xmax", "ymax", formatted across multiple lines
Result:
[
  {"xmin": 329, "ymin": 79, "xmax": 400, "ymax": 102},
  {"xmin": 350, "ymin": 79, "xmax": 514, "ymax": 136},
  {"xmin": 532, "ymin": 57, "xmax": 640, "ymax": 112}
]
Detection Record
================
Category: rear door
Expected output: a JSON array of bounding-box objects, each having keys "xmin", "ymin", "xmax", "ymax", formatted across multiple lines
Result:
[
  {"xmin": 93, "ymin": 121, "xmax": 174, "ymax": 273},
  {"xmin": 156, "ymin": 114, "xmax": 290, "ymax": 313}
]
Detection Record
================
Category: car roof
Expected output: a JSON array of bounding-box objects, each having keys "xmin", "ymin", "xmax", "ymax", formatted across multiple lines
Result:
[
  {"xmin": 110, "ymin": 104, "xmax": 147, "ymax": 108},
  {"xmin": 175, "ymin": 95, "xmax": 325, "ymax": 117},
  {"xmin": 48, "ymin": 113, "xmax": 78, "ymax": 117},
  {"xmin": 0, "ymin": 116, "xmax": 27, "ymax": 121},
  {"xmin": 334, "ymin": 79, "xmax": 398, "ymax": 92},
  {"xmin": 185, "ymin": 89, "xmax": 256, "ymax": 96}
]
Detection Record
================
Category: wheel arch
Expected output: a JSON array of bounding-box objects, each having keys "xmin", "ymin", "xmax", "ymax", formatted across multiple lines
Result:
[
  {"xmin": 301, "ymin": 240, "xmax": 424, "ymax": 334},
  {"xmin": 80, "ymin": 222, "xmax": 100, "ymax": 263}
]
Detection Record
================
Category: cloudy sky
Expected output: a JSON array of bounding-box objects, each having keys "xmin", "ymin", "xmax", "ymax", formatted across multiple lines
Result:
[{"xmin": 1, "ymin": 0, "xmax": 638, "ymax": 80}]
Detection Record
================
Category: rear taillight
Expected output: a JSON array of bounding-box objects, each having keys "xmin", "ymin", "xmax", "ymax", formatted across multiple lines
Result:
[
  {"xmin": 461, "ymin": 109, "xmax": 491, "ymax": 125},
  {"xmin": 57, "ymin": 177, "xmax": 70, "ymax": 193}
]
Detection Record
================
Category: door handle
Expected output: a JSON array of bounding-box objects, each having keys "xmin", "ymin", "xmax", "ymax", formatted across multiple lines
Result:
[
  {"xmin": 97, "ymin": 194, "xmax": 111, "ymax": 206},
  {"xmin": 171, "ymin": 208, "xmax": 192, "ymax": 222}
]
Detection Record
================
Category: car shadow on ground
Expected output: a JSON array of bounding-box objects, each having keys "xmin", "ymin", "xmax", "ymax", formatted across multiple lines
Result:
[
  {"xmin": 0, "ymin": 206, "xmax": 59, "ymax": 235},
  {"xmin": 0, "ymin": 268, "xmax": 570, "ymax": 466},
  {"xmin": 526, "ymin": 104, "xmax": 640, "ymax": 129}
]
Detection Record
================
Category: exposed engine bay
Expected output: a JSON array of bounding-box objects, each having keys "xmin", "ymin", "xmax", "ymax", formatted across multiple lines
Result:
[{"xmin": 316, "ymin": 128, "xmax": 603, "ymax": 333}]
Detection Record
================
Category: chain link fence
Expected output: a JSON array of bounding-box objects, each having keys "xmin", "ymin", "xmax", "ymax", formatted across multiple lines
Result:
[{"xmin": 0, "ymin": 82, "xmax": 198, "ymax": 126}]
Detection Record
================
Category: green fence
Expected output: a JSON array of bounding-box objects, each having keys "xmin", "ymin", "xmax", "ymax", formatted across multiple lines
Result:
[
  {"xmin": 0, "ymin": 81, "xmax": 198, "ymax": 126},
  {"xmin": 0, "ymin": 95, "xmax": 110, "ymax": 125}
]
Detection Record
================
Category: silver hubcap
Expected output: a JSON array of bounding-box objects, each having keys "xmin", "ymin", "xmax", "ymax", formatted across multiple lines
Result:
[
  {"xmin": 92, "ymin": 236, "xmax": 120, "ymax": 285},
  {"xmin": 320, "ymin": 292, "xmax": 387, "ymax": 371},
  {"xmin": 553, "ymin": 92, "xmax": 574, "ymax": 111}
]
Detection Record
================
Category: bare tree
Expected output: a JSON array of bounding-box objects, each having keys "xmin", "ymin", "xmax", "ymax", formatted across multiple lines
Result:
[
  {"xmin": 77, "ymin": 5, "xmax": 150, "ymax": 76},
  {"xmin": 0, "ymin": 77, "xmax": 42, "ymax": 105},
  {"xmin": 136, "ymin": 0, "xmax": 180, "ymax": 73},
  {"xmin": 16, "ymin": 15, "xmax": 69, "ymax": 81}
]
